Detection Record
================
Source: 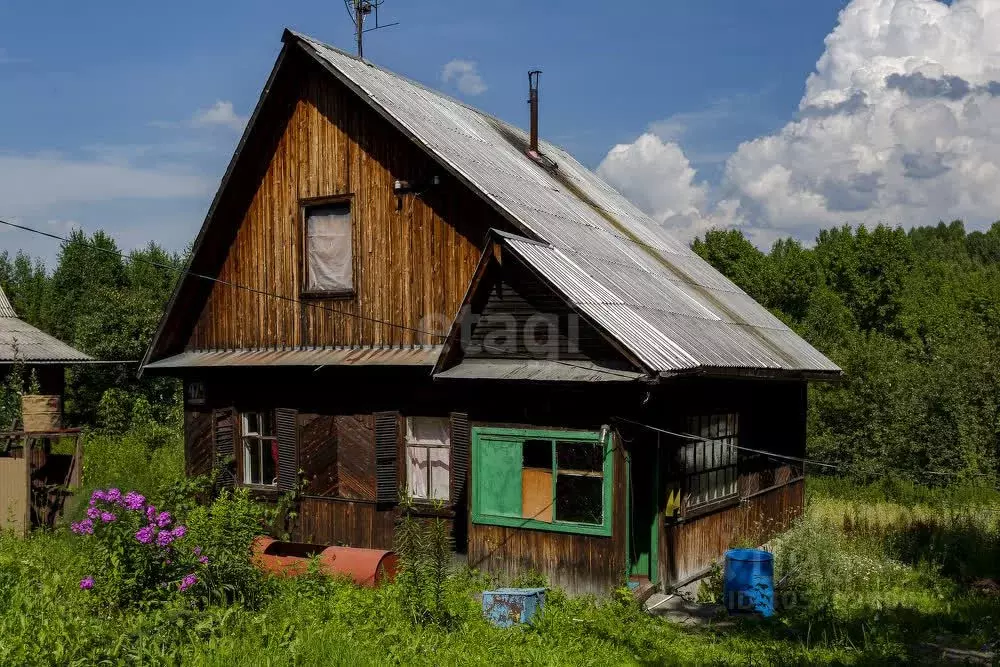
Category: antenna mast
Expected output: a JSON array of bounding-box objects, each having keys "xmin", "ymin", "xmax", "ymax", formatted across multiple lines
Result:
[{"xmin": 344, "ymin": 0, "xmax": 399, "ymax": 59}]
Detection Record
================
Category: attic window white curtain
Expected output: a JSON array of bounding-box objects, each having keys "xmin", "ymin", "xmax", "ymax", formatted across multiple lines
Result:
[{"xmin": 305, "ymin": 203, "xmax": 353, "ymax": 293}]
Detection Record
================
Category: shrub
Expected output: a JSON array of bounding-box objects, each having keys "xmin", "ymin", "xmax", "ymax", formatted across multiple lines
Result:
[
  {"xmin": 69, "ymin": 487, "xmax": 208, "ymax": 608},
  {"xmin": 393, "ymin": 497, "xmax": 455, "ymax": 626},
  {"xmin": 184, "ymin": 487, "xmax": 270, "ymax": 607}
]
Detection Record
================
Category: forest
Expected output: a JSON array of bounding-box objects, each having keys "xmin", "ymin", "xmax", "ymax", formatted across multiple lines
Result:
[{"xmin": 3, "ymin": 220, "xmax": 1000, "ymax": 482}]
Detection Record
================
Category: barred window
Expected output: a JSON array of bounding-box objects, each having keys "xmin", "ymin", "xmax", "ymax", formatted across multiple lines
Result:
[{"xmin": 681, "ymin": 414, "xmax": 738, "ymax": 509}]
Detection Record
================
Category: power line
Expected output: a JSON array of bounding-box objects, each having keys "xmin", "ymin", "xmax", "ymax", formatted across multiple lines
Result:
[
  {"xmin": 0, "ymin": 218, "xmax": 645, "ymax": 380},
  {"xmin": 612, "ymin": 415, "xmax": 996, "ymax": 481},
  {"xmin": 0, "ymin": 217, "xmax": 447, "ymax": 340}
]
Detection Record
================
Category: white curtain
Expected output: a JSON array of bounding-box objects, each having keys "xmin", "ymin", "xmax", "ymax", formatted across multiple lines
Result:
[{"xmin": 306, "ymin": 206, "xmax": 353, "ymax": 292}]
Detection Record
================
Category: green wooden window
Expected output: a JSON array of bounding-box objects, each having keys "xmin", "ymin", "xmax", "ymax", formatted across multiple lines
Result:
[{"xmin": 472, "ymin": 427, "xmax": 613, "ymax": 537}]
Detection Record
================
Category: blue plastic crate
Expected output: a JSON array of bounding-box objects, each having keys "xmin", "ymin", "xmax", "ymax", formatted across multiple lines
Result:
[{"xmin": 482, "ymin": 588, "xmax": 546, "ymax": 627}]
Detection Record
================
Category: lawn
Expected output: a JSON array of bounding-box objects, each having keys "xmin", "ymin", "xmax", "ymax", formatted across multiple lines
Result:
[{"xmin": 1, "ymin": 429, "xmax": 997, "ymax": 665}]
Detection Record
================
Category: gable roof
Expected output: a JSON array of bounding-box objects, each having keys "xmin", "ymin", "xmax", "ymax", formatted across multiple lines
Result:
[
  {"xmin": 289, "ymin": 31, "xmax": 839, "ymax": 378},
  {"xmin": 143, "ymin": 30, "xmax": 839, "ymax": 379},
  {"xmin": 0, "ymin": 286, "xmax": 93, "ymax": 364}
]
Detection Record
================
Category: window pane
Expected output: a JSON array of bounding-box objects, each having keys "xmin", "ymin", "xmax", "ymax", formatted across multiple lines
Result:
[
  {"xmin": 556, "ymin": 441, "xmax": 602, "ymax": 473},
  {"xmin": 263, "ymin": 439, "xmax": 277, "ymax": 486},
  {"xmin": 429, "ymin": 447, "xmax": 450, "ymax": 500},
  {"xmin": 261, "ymin": 411, "xmax": 275, "ymax": 437},
  {"xmin": 245, "ymin": 413, "xmax": 259, "ymax": 436},
  {"xmin": 247, "ymin": 439, "xmax": 262, "ymax": 485},
  {"xmin": 556, "ymin": 474, "xmax": 603, "ymax": 524},
  {"xmin": 406, "ymin": 417, "xmax": 450, "ymax": 447},
  {"xmin": 522, "ymin": 439, "xmax": 552, "ymax": 469},
  {"xmin": 407, "ymin": 446, "xmax": 429, "ymax": 499},
  {"xmin": 306, "ymin": 203, "xmax": 353, "ymax": 292}
]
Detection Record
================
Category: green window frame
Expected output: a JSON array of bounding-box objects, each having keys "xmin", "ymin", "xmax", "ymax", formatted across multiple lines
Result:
[{"xmin": 471, "ymin": 427, "xmax": 613, "ymax": 537}]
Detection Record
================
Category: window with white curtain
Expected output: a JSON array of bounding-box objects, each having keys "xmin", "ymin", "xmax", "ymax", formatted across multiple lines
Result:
[
  {"xmin": 405, "ymin": 417, "xmax": 451, "ymax": 501},
  {"xmin": 303, "ymin": 200, "xmax": 353, "ymax": 294}
]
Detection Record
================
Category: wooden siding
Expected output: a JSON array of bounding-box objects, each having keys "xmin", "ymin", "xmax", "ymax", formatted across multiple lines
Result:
[
  {"xmin": 661, "ymin": 479, "xmax": 804, "ymax": 585},
  {"xmin": 467, "ymin": 432, "xmax": 628, "ymax": 595},
  {"xmin": 184, "ymin": 409, "xmax": 213, "ymax": 478},
  {"xmin": 465, "ymin": 256, "xmax": 629, "ymax": 363},
  {"xmin": 184, "ymin": 52, "xmax": 510, "ymax": 353},
  {"xmin": 297, "ymin": 497, "xmax": 396, "ymax": 549},
  {"xmin": 299, "ymin": 413, "xmax": 338, "ymax": 496}
]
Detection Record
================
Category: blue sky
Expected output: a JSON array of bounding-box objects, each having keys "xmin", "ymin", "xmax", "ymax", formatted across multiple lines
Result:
[{"xmin": 6, "ymin": 0, "xmax": 999, "ymax": 262}]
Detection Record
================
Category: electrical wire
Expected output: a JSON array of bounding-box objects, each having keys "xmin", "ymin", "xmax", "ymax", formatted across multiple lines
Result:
[
  {"xmin": 0, "ymin": 218, "xmax": 645, "ymax": 380},
  {"xmin": 612, "ymin": 415, "xmax": 997, "ymax": 481}
]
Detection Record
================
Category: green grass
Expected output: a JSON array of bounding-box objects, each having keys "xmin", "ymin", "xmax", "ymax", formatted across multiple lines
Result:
[{"xmin": 1, "ymin": 431, "xmax": 997, "ymax": 665}]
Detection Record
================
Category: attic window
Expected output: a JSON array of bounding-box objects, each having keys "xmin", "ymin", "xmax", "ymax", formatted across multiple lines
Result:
[{"xmin": 302, "ymin": 198, "xmax": 354, "ymax": 297}]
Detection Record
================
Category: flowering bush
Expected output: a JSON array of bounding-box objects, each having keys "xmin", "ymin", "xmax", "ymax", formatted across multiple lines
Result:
[{"xmin": 70, "ymin": 487, "xmax": 209, "ymax": 608}]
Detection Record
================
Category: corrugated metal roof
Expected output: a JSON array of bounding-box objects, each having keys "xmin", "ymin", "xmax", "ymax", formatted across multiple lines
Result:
[
  {"xmin": 0, "ymin": 317, "xmax": 93, "ymax": 363},
  {"xmin": 292, "ymin": 33, "xmax": 840, "ymax": 377},
  {"xmin": 144, "ymin": 346, "xmax": 443, "ymax": 370},
  {"xmin": 0, "ymin": 286, "xmax": 16, "ymax": 318},
  {"xmin": 435, "ymin": 358, "xmax": 643, "ymax": 383}
]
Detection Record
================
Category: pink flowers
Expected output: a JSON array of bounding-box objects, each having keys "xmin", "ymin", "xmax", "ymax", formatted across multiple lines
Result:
[
  {"xmin": 71, "ymin": 519, "xmax": 94, "ymax": 535},
  {"xmin": 71, "ymin": 487, "xmax": 208, "ymax": 601},
  {"xmin": 135, "ymin": 525, "xmax": 156, "ymax": 544},
  {"xmin": 123, "ymin": 491, "xmax": 145, "ymax": 511},
  {"xmin": 179, "ymin": 573, "xmax": 197, "ymax": 592}
]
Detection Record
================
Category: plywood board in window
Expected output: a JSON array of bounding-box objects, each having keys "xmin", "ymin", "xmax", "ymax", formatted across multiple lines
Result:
[{"xmin": 521, "ymin": 468, "xmax": 552, "ymax": 523}]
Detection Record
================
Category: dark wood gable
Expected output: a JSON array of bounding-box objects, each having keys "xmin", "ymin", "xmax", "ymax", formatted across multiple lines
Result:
[
  {"xmin": 435, "ymin": 236, "xmax": 642, "ymax": 379},
  {"xmin": 144, "ymin": 39, "xmax": 515, "ymax": 366}
]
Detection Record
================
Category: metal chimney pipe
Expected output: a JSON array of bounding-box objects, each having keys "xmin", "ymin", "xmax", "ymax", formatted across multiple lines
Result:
[{"xmin": 528, "ymin": 70, "xmax": 541, "ymax": 153}]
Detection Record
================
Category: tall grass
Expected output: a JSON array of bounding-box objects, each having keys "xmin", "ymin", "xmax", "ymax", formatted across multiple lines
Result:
[{"xmin": 1, "ymin": 428, "xmax": 997, "ymax": 664}]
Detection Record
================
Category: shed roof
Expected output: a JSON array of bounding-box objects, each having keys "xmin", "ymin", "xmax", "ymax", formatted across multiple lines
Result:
[
  {"xmin": 0, "ymin": 286, "xmax": 93, "ymax": 363},
  {"xmin": 288, "ymin": 32, "xmax": 840, "ymax": 378}
]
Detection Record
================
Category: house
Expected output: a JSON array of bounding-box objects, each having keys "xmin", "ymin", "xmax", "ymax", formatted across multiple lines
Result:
[
  {"xmin": 0, "ymin": 285, "xmax": 92, "ymax": 401},
  {"xmin": 141, "ymin": 30, "xmax": 840, "ymax": 594}
]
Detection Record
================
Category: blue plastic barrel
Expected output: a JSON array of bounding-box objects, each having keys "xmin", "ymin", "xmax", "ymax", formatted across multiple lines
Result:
[{"xmin": 723, "ymin": 548, "xmax": 774, "ymax": 617}]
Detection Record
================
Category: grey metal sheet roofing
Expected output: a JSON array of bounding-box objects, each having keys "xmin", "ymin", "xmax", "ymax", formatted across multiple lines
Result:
[
  {"xmin": 0, "ymin": 287, "xmax": 15, "ymax": 318},
  {"xmin": 144, "ymin": 346, "xmax": 443, "ymax": 370},
  {"xmin": 0, "ymin": 317, "xmax": 93, "ymax": 363},
  {"xmin": 435, "ymin": 358, "xmax": 643, "ymax": 383},
  {"xmin": 288, "ymin": 32, "xmax": 840, "ymax": 377}
]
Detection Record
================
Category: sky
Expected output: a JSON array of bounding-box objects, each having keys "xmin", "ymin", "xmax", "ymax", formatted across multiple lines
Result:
[{"xmin": 2, "ymin": 0, "xmax": 999, "ymax": 264}]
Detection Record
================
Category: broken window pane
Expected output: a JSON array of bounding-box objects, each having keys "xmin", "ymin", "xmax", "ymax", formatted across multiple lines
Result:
[
  {"xmin": 556, "ymin": 441, "xmax": 602, "ymax": 473},
  {"xmin": 305, "ymin": 202, "xmax": 353, "ymax": 293},
  {"xmin": 555, "ymin": 474, "xmax": 603, "ymax": 524}
]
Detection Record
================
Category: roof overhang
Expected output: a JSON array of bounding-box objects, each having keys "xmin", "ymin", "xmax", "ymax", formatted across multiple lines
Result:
[
  {"xmin": 435, "ymin": 358, "xmax": 643, "ymax": 383},
  {"xmin": 143, "ymin": 345, "xmax": 442, "ymax": 372}
]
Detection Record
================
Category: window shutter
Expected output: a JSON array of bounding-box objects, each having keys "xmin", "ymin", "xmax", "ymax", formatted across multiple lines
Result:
[
  {"xmin": 276, "ymin": 408, "xmax": 299, "ymax": 492},
  {"xmin": 374, "ymin": 411, "xmax": 399, "ymax": 504},
  {"xmin": 213, "ymin": 408, "xmax": 236, "ymax": 487},
  {"xmin": 450, "ymin": 412, "xmax": 470, "ymax": 505}
]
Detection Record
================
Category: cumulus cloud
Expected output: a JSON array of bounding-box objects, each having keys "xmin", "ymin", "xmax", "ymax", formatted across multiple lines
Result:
[
  {"xmin": 441, "ymin": 59, "xmax": 487, "ymax": 96},
  {"xmin": 599, "ymin": 0, "xmax": 1000, "ymax": 244},
  {"xmin": 190, "ymin": 101, "xmax": 247, "ymax": 130},
  {"xmin": 152, "ymin": 100, "xmax": 247, "ymax": 131}
]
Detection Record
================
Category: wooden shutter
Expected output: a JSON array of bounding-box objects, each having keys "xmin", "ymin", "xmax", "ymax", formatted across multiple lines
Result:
[
  {"xmin": 213, "ymin": 408, "xmax": 236, "ymax": 487},
  {"xmin": 450, "ymin": 412, "xmax": 470, "ymax": 505},
  {"xmin": 276, "ymin": 408, "xmax": 299, "ymax": 492},
  {"xmin": 374, "ymin": 411, "xmax": 399, "ymax": 504}
]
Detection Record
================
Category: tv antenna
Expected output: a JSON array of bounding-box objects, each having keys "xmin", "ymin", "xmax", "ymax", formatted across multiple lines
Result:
[{"xmin": 344, "ymin": 0, "xmax": 399, "ymax": 59}]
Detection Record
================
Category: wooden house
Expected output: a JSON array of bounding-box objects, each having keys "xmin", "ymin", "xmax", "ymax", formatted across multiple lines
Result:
[{"xmin": 142, "ymin": 30, "xmax": 840, "ymax": 594}]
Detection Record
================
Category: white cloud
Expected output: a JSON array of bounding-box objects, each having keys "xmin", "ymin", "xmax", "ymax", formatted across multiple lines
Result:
[
  {"xmin": 441, "ymin": 59, "xmax": 487, "ymax": 96},
  {"xmin": 0, "ymin": 153, "xmax": 209, "ymax": 217},
  {"xmin": 152, "ymin": 100, "xmax": 247, "ymax": 131},
  {"xmin": 598, "ymin": 0, "xmax": 1000, "ymax": 245},
  {"xmin": 191, "ymin": 101, "xmax": 247, "ymax": 131}
]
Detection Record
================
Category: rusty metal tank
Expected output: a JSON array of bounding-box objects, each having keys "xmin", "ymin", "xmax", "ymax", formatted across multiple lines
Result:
[{"xmin": 251, "ymin": 536, "xmax": 399, "ymax": 587}]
